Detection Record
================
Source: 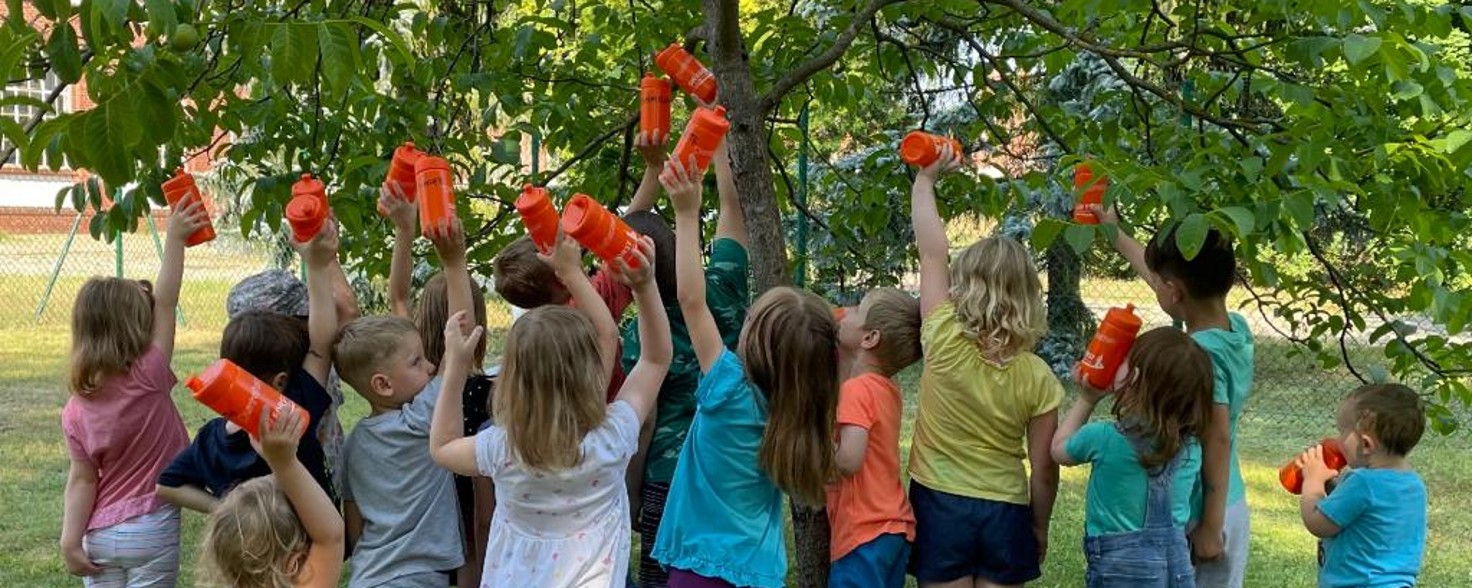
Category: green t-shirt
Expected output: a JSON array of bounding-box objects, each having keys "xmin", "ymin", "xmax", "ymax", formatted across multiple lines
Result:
[
  {"xmin": 621, "ymin": 238, "xmax": 749, "ymax": 485},
  {"xmin": 1066, "ymin": 422, "xmax": 1202, "ymax": 536},
  {"xmin": 1190, "ymin": 312, "xmax": 1254, "ymax": 508}
]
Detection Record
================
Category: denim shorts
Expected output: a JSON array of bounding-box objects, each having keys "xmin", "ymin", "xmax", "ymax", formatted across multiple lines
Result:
[
  {"xmin": 830, "ymin": 533, "xmax": 910, "ymax": 588},
  {"xmin": 908, "ymin": 481, "xmax": 1040, "ymax": 585}
]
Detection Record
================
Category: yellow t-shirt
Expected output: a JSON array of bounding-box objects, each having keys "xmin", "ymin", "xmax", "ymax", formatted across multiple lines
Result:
[{"xmin": 908, "ymin": 301, "xmax": 1064, "ymax": 505}]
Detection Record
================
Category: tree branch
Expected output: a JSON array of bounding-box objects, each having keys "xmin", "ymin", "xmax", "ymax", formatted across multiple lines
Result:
[
  {"xmin": 0, "ymin": 50, "xmax": 93, "ymax": 167},
  {"xmin": 760, "ymin": 0, "xmax": 905, "ymax": 112},
  {"xmin": 539, "ymin": 112, "xmax": 639, "ymax": 185}
]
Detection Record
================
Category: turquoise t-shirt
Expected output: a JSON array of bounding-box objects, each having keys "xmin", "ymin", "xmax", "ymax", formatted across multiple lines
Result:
[
  {"xmin": 1065, "ymin": 422, "xmax": 1202, "ymax": 536},
  {"xmin": 651, "ymin": 350, "xmax": 786, "ymax": 588},
  {"xmin": 1318, "ymin": 468, "xmax": 1427, "ymax": 588},
  {"xmin": 1190, "ymin": 312, "xmax": 1254, "ymax": 508}
]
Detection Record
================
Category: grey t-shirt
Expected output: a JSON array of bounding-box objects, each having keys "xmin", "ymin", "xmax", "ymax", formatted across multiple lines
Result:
[{"xmin": 342, "ymin": 376, "xmax": 463, "ymax": 587}]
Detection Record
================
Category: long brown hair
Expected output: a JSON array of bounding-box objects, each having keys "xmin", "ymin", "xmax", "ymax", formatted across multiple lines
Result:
[
  {"xmin": 416, "ymin": 272, "xmax": 488, "ymax": 370},
  {"xmin": 69, "ymin": 277, "xmax": 154, "ymax": 394},
  {"xmin": 493, "ymin": 306, "xmax": 608, "ymax": 470},
  {"xmin": 1111, "ymin": 327, "xmax": 1214, "ymax": 470},
  {"xmin": 742, "ymin": 287, "xmax": 839, "ymax": 506},
  {"xmin": 198, "ymin": 476, "xmax": 308, "ymax": 588}
]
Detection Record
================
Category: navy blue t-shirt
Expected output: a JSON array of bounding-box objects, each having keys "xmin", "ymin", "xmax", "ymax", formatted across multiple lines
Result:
[{"xmin": 159, "ymin": 368, "xmax": 333, "ymax": 498}]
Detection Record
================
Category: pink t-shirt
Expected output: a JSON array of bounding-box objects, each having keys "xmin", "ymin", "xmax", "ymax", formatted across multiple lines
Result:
[{"xmin": 61, "ymin": 346, "xmax": 189, "ymax": 531}]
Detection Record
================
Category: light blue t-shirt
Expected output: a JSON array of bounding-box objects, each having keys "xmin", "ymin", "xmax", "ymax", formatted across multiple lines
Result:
[
  {"xmin": 1066, "ymin": 422, "xmax": 1202, "ymax": 536},
  {"xmin": 652, "ymin": 350, "xmax": 786, "ymax": 588},
  {"xmin": 1190, "ymin": 312, "xmax": 1254, "ymax": 507},
  {"xmin": 1318, "ymin": 468, "xmax": 1426, "ymax": 588}
]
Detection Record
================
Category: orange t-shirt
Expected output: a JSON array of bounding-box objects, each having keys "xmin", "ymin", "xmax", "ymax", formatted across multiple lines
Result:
[{"xmin": 824, "ymin": 372, "xmax": 916, "ymax": 561}]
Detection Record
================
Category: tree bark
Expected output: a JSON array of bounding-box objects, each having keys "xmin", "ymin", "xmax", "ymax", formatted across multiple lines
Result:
[{"xmin": 1044, "ymin": 238, "xmax": 1091, "ymax": 360}]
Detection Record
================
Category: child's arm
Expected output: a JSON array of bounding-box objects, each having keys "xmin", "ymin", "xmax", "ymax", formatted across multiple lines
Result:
[
  {"xmin": 1190, "ymin": 404, "xmax": 1232, "ymax": 561},
  {"xmin": 297, "ymin": 220, "xmax": 340, "ymax": 386},
  {"xmin": 251, "ymin": 410, "xmax": 343, "ymax": 588},
  {"xmin": 1052, "ymin": 369, "xmax": 1107, "ymax": 466},
  {"xmin": 1027, "ymin": 408, "xmax": 1060, "ymax": 565},
  {"xmin": 541, "ymin": 234, "xmax": 619, "ymax": 377},
  {"xmin": 612, "ymin": 239, "xmax": 672, "ymax": 423},
  {"xmin": 911, "ymin": 146, "xmax": 961, "ymax": 319},
  {"xmin": 712, "ymin": 137, "xmax": 748, "ymax": 247},
  {"xmin": 1094, "ymin": 205, "xmax": 1152, "ymax": 283},
  {"xmin": 429, "ymin": 311, "xmax": 487, "ymax": 477},
  {"xmin": 343, "ymin": 501, "xmax": 362, "ymax": 555},
  {"xmin": 429, "ymin": 218, "xmax": 474, "ymax": 334},
  {"xmin": 1297, "ymin": 445, "xmax": 1345, "ymax": 538},
  {"xmin": 834, "ymin": 426, "xmax": 869, "ymax": 477},
  {"xmin": 626, "ymin": 130, "xmax": 669, "ymax": 213},
  {"xmin": 662, "ymin": 156, "xmax": 724, "ymax": 372},
  {"xmin": 59, "ymin": 459, "xmax": 102, "ymax": 577},
  {"xmin": 382, "ymin": 183, "xmax": 417, "ymax": 319},
  {"xmin": 151, "ymin": 198, "xmax": 208, "ymax": 359},
  {"xmin": 155, "ymin": 484, "xmax": 217, "ymax": 513},
  {"xmin": 471, "ymin": 477, "xmax": 494, "ymax": 579}
]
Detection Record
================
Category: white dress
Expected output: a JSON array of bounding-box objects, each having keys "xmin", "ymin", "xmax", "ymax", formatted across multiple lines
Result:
[{"xmin": 475, "ymin": 400, "xmax": 640, "ymax": 588}]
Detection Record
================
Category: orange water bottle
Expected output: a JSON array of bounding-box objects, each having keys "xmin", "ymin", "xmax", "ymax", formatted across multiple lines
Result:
[
  {"xmin": 899, "ymin": 131, "xmax": 964, "ymax": 167},
  {"xmin": 516, "ymin": 184, "xmax": 560, "ymax": 252},
  {"xmin": 415, "ymin": 155, "xmax": 457, "ymax": 236},
  {"xmin": 1073, "ymin": 161, "xmax": 1108, "ymax": 224},
  {"xmin": 641, "ymin": 73, "xmax": 672, "ymax": 140},
  {"xmin": 380, "ymin": 142, "xmax": 424, "ymax": 216},
  {"xmin": 160, "ymin": 168, "xmax": 216, "ymax": 246},
  {"xmin": 1280, "ymin": 438, "xmax": 1348, "ymax": 494},
  {"xmin": 285, "ymin": 174, "xmax": 330, "ymax": 243},
  {"xmin": 655, "ymin": 42, "xmax": 718, "ymax": 104},
  {"xmin": 1078, "ymin": 304, "xmax": 1143, "ymax": 390},
  {"xmin": 561, "ymin": 194, "xmax": 642, "ymax": 269},
  {"xmin": 671, "ymin": 106, "xmax": 731, "ymax": 173},
  {"xmin": 186, "ymin": 358, "xmax": 310, "ymax": 439}
]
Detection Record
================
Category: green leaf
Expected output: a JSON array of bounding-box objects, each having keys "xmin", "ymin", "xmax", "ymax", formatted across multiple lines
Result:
[
  {"xmin": 1439, "ymin": 130, "xmax": 1472, "ymax": 154},
  {"xmin": 347, "ymin": 16, "xmax": 413, "ymax": 65},
  {"xmin": 1240, "ymin": 156, "xmax": 1263, "ymax": 182},
  {"xmin": 1031, "ymin": 217, "xmax": 1066, "ymax": 250},
  {"xmin": 1214, "ymin": 206, "xmax": 1255, "ymax": 237},
  {"xmin": 81, "ymin": 100, "xmax": 140, "ymax": 186},
  {"xmin": 45, "ymin": 25, "xmax": 83, "ymax": 83},
  {"xmin": 144, "ymin": 0, "xmax": 177, "ymax": 37},
  {"xmin": 1390, "ymin": 80, "xmax": 1423, "ymax": 101},
  {"xmin": 88, "ymin": 208, "xmax": 105, "ymax": 240},
  {"xmin": 318, "ymin": 23, "xmax": 358, "ymax": 94},
  {"xmin": 1284, "ymin": 191, "xmax": 1316, "ymax": 227},
  {"xmin": 1063, "ymin": 223, "xmax": 1094, "ymax": 254},
  {"xmin": 270, "ymin": 23, "xmax": 318, "ymax": 85},
  {"xmin": 136, "ymin": 83, "xmax": 176, "ymax": 147},
  {"xmin": 1342, "ymin": 34, "xmax": 1381, "ymax": 65},
  {"xmin": 1174, "ymin": 213, "xmax": 1207, "ymax": 260},
  {"xmin": 5, "ymin": 0, "xmax": 26, "ymax": 31},
  {"xmin": 94, "ymin": 0, "xmax": 128, "ymax": 32},
  {"xmin": 53, "ymin": 184, "xmax": 71, "ymax": 212}
]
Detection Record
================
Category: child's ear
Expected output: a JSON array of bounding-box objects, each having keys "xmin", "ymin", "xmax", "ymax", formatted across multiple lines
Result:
[
  {"xmin": 860, "ymin": 329, "xmax": 882, "ymax": 351},
  {"xmin": 268, "ymin": 372, "xmax": 290, "ymax": 391},
  {"xmin": 369, "ymin": 373, "xmax": 395, "ymax": 398},
  {"xmin": 1357, "ymin": 429, "xmax": 1381, "ymax": 456}
]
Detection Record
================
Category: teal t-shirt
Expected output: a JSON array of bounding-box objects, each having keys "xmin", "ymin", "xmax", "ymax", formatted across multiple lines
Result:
[
  {"xmin": 621, "ymin": 238, "xmax": 749, "ymax": 485},
  {"xmin": 1066, "ymin": 422, "xmax": 1202, "ymax": 536},
  {"xmin": 651, "ymin": 350, "xmax": 786, "ymax": 588},
  {"xmin": 1318, "ymin": 468, "xmax": 1426, "ymax": 588},
  {"xmin": 1190, "ymin": 312, "xmax": 1254, "ymax": 507}
]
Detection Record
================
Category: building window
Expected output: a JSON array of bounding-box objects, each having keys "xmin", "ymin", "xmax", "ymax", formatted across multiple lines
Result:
[{"xmin": 2, "ymin": 71, "xmax": 69, "ymax": 169}]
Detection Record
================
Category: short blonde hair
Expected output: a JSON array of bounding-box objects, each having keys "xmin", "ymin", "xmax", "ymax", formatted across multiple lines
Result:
[
  {"xmin": 861, "ymin": 288, "xmax": 922, "ymax": 376},
  {"xmin": 69, "ymin": 277, "xmax": 153, "ymax": 394},
  {"xmin": 333, "ymin": 315, "xmax": 419, "ymax": 394},
  {"xmin": 949, "ymin": 236, "xmax": 1045, "ymax": 361},
  {"xmin": 494, "ymin": 306, "xmax": 608, "ymax": 470},
  {"xmin": 198, "ymin": 476, "xmax": 307, "ymax": 588}
]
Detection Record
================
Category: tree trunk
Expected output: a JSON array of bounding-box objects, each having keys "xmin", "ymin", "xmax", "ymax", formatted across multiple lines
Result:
[
  {"xmin": 789, "ymin": 502, "xmax": 831, "ymax": 587},
  {"xmin": 703, "ymin": 0, "xmax": 790, "ymax": 295},
  {"xmin": 1044, "ymin": 238, "xmax": 1091, "ymax": 363}
]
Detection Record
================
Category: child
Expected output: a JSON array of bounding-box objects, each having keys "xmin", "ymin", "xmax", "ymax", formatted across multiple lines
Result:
[
  {"xmin": 59, "ymin": 200, "xmax": 207, "ymax": 585},
  {"xmin": 907, "ymin": 146, "xmax": 1062, "ymax": 587},
  {"xmin": 651, "ymin": 157, "xmax": 841, "ymax": 588},
  {"xmin": 429, "ymin": 234, "xmax": 671, "ymax": 586},
  {"xmin": 156, "ymin": 224, "xmax": 340, "ymax": 511},
  {"xmin": 381, "ymin": 185, "xmax": 496, "ymax": 587},
  {"xmin": 1297, "ymin": 383, "xmax": 1427, "ymax": 588},
  {"xmin": 622, "ymin": 132, "xmax": 750, "ymax": 588},
  {"xmin": 198, "ymin": 408, "xmax": 345, "ymax": 588},
  {"xmin": 827, "ymin": 288, "xmax": 923, "ymax": 588},
  {"xmin": 1052, "ymin": 328, "xmax": 1215, "ymax": 588},
  {"xmin": 336, "ymin": 219, "xmax": 469, "ymax": 587},
  {"xmin": 1094, "ymin": 204, "xmax": 1254, "ymax": 587}
]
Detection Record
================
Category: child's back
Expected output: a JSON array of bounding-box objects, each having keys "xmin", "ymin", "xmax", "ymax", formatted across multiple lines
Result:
[{"xmin": 1319, "ymin": 468, "xmax": 1425, "ymax": 587}]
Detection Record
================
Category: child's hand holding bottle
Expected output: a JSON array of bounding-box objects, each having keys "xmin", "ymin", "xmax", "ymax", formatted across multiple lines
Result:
[
  {"xmin": 428, "ymin": 216, "xmax": 468, "ymax": 266},
  {"xmin": 610, "ymin": 237, "xmax": 656, "ymax": 289},
  {"xmin": 380, "ymin": 182, "xmax": 417, "ymax": 234},
  {"xmin": 660, "ymin": 157, "xmax": 703, "ymax": 216},
  {"xmin": 294, "ymin": 218, "xmax": 340, "ymax": 269},
  {"xmin": 1296, "ymin": 444, "xmax": 1338, "ymax": 492},
  {"xmin": 636, "ymin": 128, "xmax": 669, "ymax": 168},
  {"xmin": 250, "ymin": 407, "xmax": 307, "ymax": 470},
  {"xmin": 537, "ymin": 230, "xmax": 585, "ymax": 280},
  {"xmin": 915, "ymin": 143, "xmax": 962, "ymax": 185},
  {"xmin": 165, "ymin": 197, "xmax": 211, "ymax": 245}
]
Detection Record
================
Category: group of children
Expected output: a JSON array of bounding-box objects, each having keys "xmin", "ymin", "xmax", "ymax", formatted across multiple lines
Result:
[{"xmin": 59, "ymin": 130, "xmax": 1428, "ymax": 588}]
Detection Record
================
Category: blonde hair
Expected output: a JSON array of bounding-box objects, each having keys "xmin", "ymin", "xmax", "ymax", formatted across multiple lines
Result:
[
  {"xmin": 494, "ymin": 306, "xmax": 608, "ymax": 470},
  {"xmin": 69, "ymin": 277, "xmax": 154, "ymax": 394},
  {"xmin": 198, "ymin": 476, "xmax": 308, "ymax": 588},
  {"xmin": 742, "ymin": 287, "xmax": 839, "ymax": 507},
  {"xmin": 948, "ymin": 236, "xmax": 1045, "ymax": 362},
  {"xmin": 415, "ymin": 272, "xmax": 488, "ymax": 370},
  {"xmin": 333, "ymin": 316, "xmax": 419, "ymax": 394},
  {"xmin": 860, "ymin": 288, "xmax": 922, "ymax": 376}
]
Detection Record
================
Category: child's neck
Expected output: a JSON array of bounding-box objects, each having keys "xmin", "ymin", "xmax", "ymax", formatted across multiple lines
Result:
[
  {"xmin": 1181, "ymin": 297, "xmax": 1231, "ymax": 334},
  {"xmin": 851, "ymin": 351, "xmax": 889, "ymax": 379},
  {"xmin": 1361, "ymin": 451, "xmax": 1410, "ymax": 471}
]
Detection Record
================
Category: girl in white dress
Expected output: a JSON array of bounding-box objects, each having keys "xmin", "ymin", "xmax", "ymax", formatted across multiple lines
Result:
[{"xmin": 430, "ymin": 236, "xmax": 670, "ymax": 588}]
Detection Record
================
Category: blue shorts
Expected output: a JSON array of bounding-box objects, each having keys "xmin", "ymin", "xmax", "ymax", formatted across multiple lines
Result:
[
  {"xmin": 830, "ymin": 533, "xmax": 910, "ymax": 588},
  {"xmin": 908, "ymin": 481, "xmax": 1040, "ymax": 585}
]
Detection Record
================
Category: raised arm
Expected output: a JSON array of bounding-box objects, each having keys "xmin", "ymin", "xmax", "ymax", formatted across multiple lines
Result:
[
  {"xmin": 627, "ymin": 130, "xmax": 669, "ymax": 214},
  {"xmin": 611, "ymin": 239, "xmax": 672, "ymax": 423},
  {"xmin": 429, "ymin": 311, "xmax": 485, "ymax": 477},
  {"xmin": 252, "ymin": 410, "xmax": 343, "ymax": 588},
  {"xmin": 382, "ymin": 183, "xmax": 417, "ymax": 319},
  {"xmin": 712, "ymin": 138, "xmax": 747, "ymax": 247},
  {"xmin": 911, "ymin": 147, "xmax": 960, "ymax": 318},
  {"xmin": 541, "ymin": 234, "xmax": 618, "ymax": 377},
  {"xmin": 296, "ymin": 220, "xmax": 340, "ymax": 385},
  {"xmin": 1053, "ymin": 369, "xmax": 1106, "ymax": 465},
  {"xmin": 430, "ymin": 218, "xmax": 473, "ymax": 334},
  {"xmin": 152, "ymin": 198, "xmax": 208, "ymax": 358},
  {"xmin": 1094, "ymin": 204, "xmax": 1151, "ymax": 284},
  {"xmin": 663, "ymin": 156, "xmax": 723, "ymax": 372}
]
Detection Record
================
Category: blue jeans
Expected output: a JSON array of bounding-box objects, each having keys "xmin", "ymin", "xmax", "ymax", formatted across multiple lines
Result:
[{"xmin": 1083, "ymin": 426, "xmax": 1195, "ymax": 588}]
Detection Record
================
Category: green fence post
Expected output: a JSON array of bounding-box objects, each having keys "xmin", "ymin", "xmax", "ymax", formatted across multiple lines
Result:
[
  {"xmin": 34, "ymin": 212, "xmax": 84, "ymax": 321},
  {"xmin": 114, "ymin": 226, "xmax": 123, "ymax": 278},
  {"xmin": 145, "ymin": 214, "xmax": 187, "ymax": 328}
]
